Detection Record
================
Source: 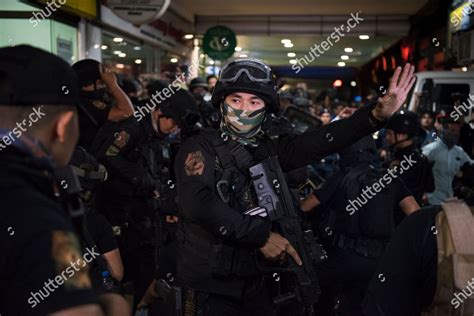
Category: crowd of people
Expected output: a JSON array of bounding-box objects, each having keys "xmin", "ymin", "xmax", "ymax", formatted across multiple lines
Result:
[{"xmin": 0, "ymin": 45, "xmax": 473, "ymax": 316}]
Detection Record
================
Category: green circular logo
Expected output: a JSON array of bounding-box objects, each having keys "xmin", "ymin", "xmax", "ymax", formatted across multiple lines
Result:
[{"xmin": 202, "ymin": 25, "xmax": 237, "ymax": 60}]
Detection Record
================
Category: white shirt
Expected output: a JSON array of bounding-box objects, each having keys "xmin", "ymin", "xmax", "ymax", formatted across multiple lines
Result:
[{"xmin": 422, "ymin": 138, "xmax": 474, "ymax": 205}]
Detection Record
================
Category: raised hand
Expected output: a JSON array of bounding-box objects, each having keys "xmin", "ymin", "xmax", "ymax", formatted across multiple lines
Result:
[{"xmin": 372, "ymin": 64, "xmax": 416, "ymax": 120}]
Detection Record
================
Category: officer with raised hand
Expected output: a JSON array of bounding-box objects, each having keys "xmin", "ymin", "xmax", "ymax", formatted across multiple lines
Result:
[
  {"xmin": 0, "ymin": 45, "xmax": 129, "ymax": 316},
  {"xmin": 174, "ymin": 58, "xmax": 416, "ymax": 315},
  {"xmin": 72, "ymin": 59, "xmax": 134, "ymax": 151}
]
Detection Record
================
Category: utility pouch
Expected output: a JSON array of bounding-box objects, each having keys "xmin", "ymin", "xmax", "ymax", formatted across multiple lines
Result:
[
  {"xmin": 209, "ymin": 244, "xmax": 234, "ymax": 277},
  {"xmin": 154, "ymin": 279, "xmax": 183, "ymax": 316}
]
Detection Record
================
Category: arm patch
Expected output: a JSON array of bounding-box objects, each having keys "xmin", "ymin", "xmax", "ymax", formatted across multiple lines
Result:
[{"xmin": 184, "ymin": 151, "xmax": 205, "ymax": 176}]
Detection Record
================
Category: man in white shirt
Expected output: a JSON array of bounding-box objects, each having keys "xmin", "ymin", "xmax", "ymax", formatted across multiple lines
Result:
[{"xmin": 422, "ymin": 117, "xmax": 474, "ymax": 205}]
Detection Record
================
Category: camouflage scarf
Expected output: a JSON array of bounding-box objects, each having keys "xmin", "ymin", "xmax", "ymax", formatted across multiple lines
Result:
[{"xmin": 220, "ymin": 102, "xmax": 265, "ymax": 146}]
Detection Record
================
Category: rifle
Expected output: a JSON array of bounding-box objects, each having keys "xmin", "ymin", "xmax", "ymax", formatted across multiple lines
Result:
[{"xmin": 250, "ymin": 157, "xmax": 325, "ymax": 315}]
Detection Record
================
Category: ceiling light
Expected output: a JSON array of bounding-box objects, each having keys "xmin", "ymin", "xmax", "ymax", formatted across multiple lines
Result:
[
  {"xmin": 462, "ymin": 67, "xmax": 468, "ymax": 72},
  {"xmin": 118, "ymin": 53, "xmax": 126, "ymax": 57},
  {"xmin": 281, "ymin": 39, "xmax": 292, "ymax": 44},
  {"xmin": 289, "ymin": 59, "xmax": 297, "ymax": 64},
  {"xmin": 239, "ymin": 54, "xmax": 248, "ymax": 58},
  {"xmin": 341, "ymin": 55, "xmax": 349, "ymax": 60},
  {"xmin": 200, "ymin": 53, "xmax": 204, "ymax": 58},
  {"xmin": 344, "ymin": 47, "xmax": 353, "ymax": 53},
  {"xmin": 350, "ymin": 81, "xmax": 357, "ymax": 87},
  {"xmin": 133, "ymin": 46, "xmax": 141, "ymax": 51},
  {"xmin": 116, "ymin": 63, "xmax": 124, "ymax": 69},
  {"xmin": 170, "ymin": 58, "xmax": 178, "ymax": 63},
  {"xmin": 287, "ymin": 52, "xmax": 296, "ymax": 58},
  {"xmin": 93, "ymin": 44, "xmax": 100, "ymax": 49},
  {"xmin": 113, "ymin": 50, "xmax": 122, "ymax": 55},
  {"xmin": 101, "ymin": 45, "xmax": 108, "ymax": 50},
  {"xmin": 184, "ymin": 34, "xmax": 194, "ymax": 39},
  {"xmin": 235, "ymin": 46, "xmax": 242, "ymax": 52},
  {"xmin": 113, "ymin": 37, "xmax": 123, "ymax": 42},
  {"xmin": 284, "ymin": 42, "xmax": 294, "ymax": 48},
  {"xmin": 359, "ymin": 35, "xmax": 370, "ymax": 40},
  {"xmin": 135, "ymin": 59, "xmax": 142, "ymax": 64},
  {"xmin": 337, "ymin": 62, "xmax": 346, "ymax": 67},
  {"xmin": 209, "ymin": 60, "xmax": 215, "ymax": 65}
]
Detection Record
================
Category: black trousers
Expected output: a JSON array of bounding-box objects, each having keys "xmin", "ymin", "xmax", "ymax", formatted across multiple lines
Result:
[
  {"xmin": 186, "ymin": 283, "xmax": 276, "ymax": 316},
  {"xmin": 315, "ymin": 247, "xmax": 379, "ymax": 316}
]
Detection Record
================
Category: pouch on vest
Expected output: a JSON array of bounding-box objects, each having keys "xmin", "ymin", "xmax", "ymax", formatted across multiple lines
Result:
[{"xmin": 425, "ymin": 201, "xmax": 474, "ymax": 315}]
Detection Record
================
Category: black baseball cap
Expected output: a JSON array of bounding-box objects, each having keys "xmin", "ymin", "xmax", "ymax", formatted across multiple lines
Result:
[
  {"xmin": 0, "ymin": 45, "xmax": 79, "ymax": 107},
  {"xmin": 72, "ymin": 59, "xmax": 101, "ymax": 88}
]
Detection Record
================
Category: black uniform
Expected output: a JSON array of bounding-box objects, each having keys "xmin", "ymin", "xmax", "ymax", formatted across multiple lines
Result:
[
  {"xmin": 388, "ymin": 144, "xmax": 434, "ymax": 224},
  {"xmin": 174, "ymin": 105, "xmax": 384, "ymax": 314},
  {"xmin": 311, "ymin": 137, "xmax": 412, "ymax": 316},
  {"xmin": 91, "ymin": 114, "xmax": 176, "ymax": 308},
  {"xmin": 362, "ymin": 205, "xmax": 441, "ymax": 315},
  {"xmin": 0, "ymin": 141, "xmax": 97, "ymax": 316},
  {"xmin": 77, "ymin": 98, "xmax": 111, "ymax": 151}
]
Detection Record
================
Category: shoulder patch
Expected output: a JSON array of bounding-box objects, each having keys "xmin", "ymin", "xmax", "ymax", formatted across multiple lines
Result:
[
  {"xmin": 113, "ymin": 130, "xmax": 130, "ymax": 149},
  {"xmin": 51, "ymin": 230, "xmax": 91, "ymax": 289},
  {"xmin": 185, "ymin": 151, "xmax": 205, "ymax": 176}
]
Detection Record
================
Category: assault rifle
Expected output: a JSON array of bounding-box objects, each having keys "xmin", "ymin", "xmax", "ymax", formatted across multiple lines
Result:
[{"xmin": 250, "ymin": 157, "xmax": 326, "ymax": 315}]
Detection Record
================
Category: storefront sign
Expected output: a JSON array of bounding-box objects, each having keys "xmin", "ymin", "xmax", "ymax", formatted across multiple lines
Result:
[
  {"xmin": 202, "ymin": 25, "xmax": 237, "ymax": 60},
  {"xmin": 107, "ymin": 0, "xmax": 170, "ymax": 25},
  {"xmin": 57, "ymin": 38, "xmax": 73, "ymax": 64}
]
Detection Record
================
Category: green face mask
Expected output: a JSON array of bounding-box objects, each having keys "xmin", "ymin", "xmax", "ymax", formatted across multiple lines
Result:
[{"xmin": 221, "ymin": 102, "xmax": 266, "ymax": 138}]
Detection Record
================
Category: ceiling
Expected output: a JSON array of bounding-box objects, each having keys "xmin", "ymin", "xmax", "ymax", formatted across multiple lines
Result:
[
  {"xmin": 169, "ymin": 0, "xmax": 429, "ymax": 76},
  {"xmin": 234, "ymin": 34, "xmax": 401, "ymax": 68},
  {"xmin": 171, "ymin": 0, "xmax": 430, "ymax": 21}
]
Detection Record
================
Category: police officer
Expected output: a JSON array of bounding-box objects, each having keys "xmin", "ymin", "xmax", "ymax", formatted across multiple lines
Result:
[
  {"xmin": 363, "ymin": 197, "xmax": 474, "ymax": 315},
  {"xmin": 72, "ymin": 59, "xmax": 134, "ymax": 151},
  {"xmin": 90, "ymin": 84, "xmax": 200, "ymax": 311},
  {"xmin": 174, "ymin": 58, "xmax": 416, "ymax": 315},
  {"xmin": 69, "ymin": 147, "xmax": 124, "ymax": 293},
  {"xmin": 189, "ymin": 77, "xmax": 221, "ymax": 129},
  {"xmin": 299, "ymin": 135, "xmax": 420, "ymax": 316},
  {"xmin": 0, "ymin": 45, "xmax": 129, "ymax": 316},
  {"xmin": 385, "ymin": 111, "xmax": 435, "ymax": 223}
]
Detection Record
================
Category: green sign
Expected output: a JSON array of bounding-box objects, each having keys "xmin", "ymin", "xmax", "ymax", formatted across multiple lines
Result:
[{"xmin": 202, "ymin": 25, "xmax": 237, "ymax": 60}]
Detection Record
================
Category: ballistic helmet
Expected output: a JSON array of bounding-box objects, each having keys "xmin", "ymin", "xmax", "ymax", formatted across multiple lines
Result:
[{"xmin": 211, "ymin": 58, "xmax": 279, "ymax": 113}]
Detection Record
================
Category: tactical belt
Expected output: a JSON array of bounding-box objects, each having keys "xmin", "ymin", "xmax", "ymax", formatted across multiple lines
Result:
[{"xmin": 330, "ymin": 233, "xmax": 388, "ymax": 258}]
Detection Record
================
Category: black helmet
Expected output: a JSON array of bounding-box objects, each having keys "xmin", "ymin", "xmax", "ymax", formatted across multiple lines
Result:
[
  {"xmin": 148, "ymin": 82, "xmax": 201, "ymax": 133},
  {"xmin": 72, "ymin": 59, "xmax": 101, "ymax": 88},
  {"xmin": 339, "ymin": 135, "xmax": 377, "ymax": 168},
  {"xmin": 211, "ymin": 58, "xmax": 279, "ymax": 113},
  {"xmin": 293, "ymin": 97, "xmax": 310, "ymax": 108},
  {"xmin": 386, "ymin": 111, "xmax": 425, "ymax": 138},
  {"xmin": 189, "ymin": 77, "xmax": 209, "ymax": 91}
]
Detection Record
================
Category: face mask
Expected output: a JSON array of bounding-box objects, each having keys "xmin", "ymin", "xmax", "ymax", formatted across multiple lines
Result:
[
  {"xmin": 221, "ymin": 101, "xmax": 265, "ymax": 138},
  {"xmin": 81, "ymin": 87, "xmax": 107, "ymax": 102},
  {"xmin": 439, "ymin": 128, "xmax": 459, "ymax": 149},
  {"xmin": 192, "ymin": 91, "xmax": 206, "ymax": 102}
]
